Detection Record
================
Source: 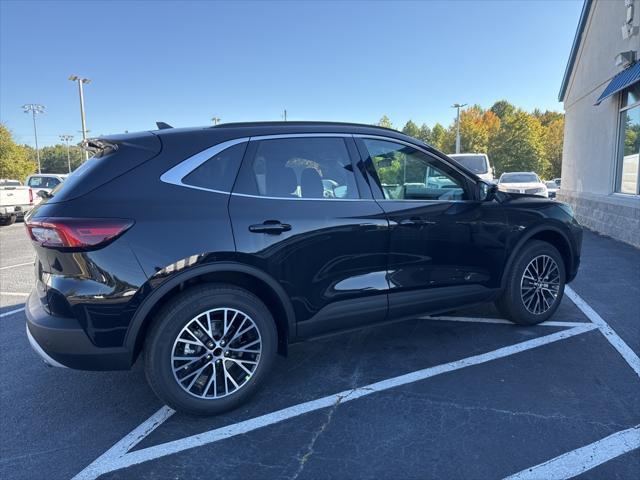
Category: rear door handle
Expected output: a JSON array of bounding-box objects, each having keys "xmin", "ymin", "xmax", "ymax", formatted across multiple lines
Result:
[{"xmin": 249, "ymin": 220, "xmax": 292, "ymax": 234}]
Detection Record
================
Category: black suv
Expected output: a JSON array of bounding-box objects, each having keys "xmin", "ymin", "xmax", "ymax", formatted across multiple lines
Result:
[{"xmin": 25, "ymin": 122, "xmax": 582, "ymax": 415}]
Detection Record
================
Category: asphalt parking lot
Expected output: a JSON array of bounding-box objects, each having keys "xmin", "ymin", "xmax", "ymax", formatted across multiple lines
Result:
[{"xmin": 1, "ymin": 222, "xmax": 638, "ymax": 480}]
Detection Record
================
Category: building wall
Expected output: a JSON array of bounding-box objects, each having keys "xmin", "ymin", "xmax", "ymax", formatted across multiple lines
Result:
[{"xmin": 560, "ymin": 0, "xmax": 640, "ymax": 248}]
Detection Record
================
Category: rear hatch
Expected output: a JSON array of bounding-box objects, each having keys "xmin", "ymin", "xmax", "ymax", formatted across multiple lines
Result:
[{"xmin": 27, "ymin": 131, "xmax": 161, "ymax": 309}]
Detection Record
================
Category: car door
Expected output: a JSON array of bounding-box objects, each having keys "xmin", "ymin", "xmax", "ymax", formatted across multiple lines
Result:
[
  {"xmin": 355, "ymin": 136, "xmax": 507, "ymax": 319},
  {"xmin": 229, "ymin": 134, "xmax": 389, "ymax": 338}
]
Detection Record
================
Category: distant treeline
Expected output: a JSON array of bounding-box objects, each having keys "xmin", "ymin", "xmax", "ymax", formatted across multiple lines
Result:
[{"xmin": 377, "ymin": 100, "xmax": 564, "ymax": 179}]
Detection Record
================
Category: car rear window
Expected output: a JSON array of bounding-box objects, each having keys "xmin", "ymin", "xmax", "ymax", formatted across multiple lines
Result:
[{"xmin": 182, "ymin": 142, "xmax": 247, "ymax": 192}]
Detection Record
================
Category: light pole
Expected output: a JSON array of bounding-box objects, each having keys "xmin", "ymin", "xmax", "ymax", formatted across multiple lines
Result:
[
  {"xmin": 69, "ymin": 75, "xmax": 90, "ymax": 160},
  {"xmin": 211, "ymin": 116, "xmax": 221, "ymax": 125},
  {"xmin": 22, "ymin": 104, "xmax": 45, "ymax": 173},
  {"xmin": 59, "ymin": 134, "xmax": 74, "ymax": 173},
  {"xmin": 283, "ymin": 109, "xmax": 287, "ymax": 121},
  {"xmin": 452, "ymin": 103, "xmax": 467, "ymax": 154}
]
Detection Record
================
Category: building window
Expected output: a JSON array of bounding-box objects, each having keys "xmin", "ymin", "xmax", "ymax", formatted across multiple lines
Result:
[{"xmin": 617, "ymin": 85, "xmax": 640, "ymax": 195}]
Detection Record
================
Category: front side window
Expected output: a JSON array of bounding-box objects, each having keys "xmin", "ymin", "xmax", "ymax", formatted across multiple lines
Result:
[
  {"xmin": 363, "ymin": 139, "xmax": 467, "ymax": 201},
  {"xmin": 617, "ymin": 87, "xmax": 640, "ymax": 195},
  {"xmin": 245, "ymin": 137, "xmax": 359, "ymax": 199}
]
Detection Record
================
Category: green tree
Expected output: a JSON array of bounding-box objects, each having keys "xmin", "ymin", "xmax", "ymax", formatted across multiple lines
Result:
[
  {"xmin": 489, "ymin": 110, "xmax": 547, "ymax": 176},
  {"xmin": 542, "ymin": 117, "xmax": 564, "ymax": 179},
  {"xmin": 376, "ymin": 115, "xmax": 393, "ymax": 129},
  {"xmin": 0, "ymin": 124, "xmax": 37, "ymax": 182},
  {"xmin": 490, "ymin": 100, "xmax": 516, "ymax": 122},
  {"xmin": 401, "ymin": 120, "xmax": 420, "ymax": 138},
  {"xmin": 430, "ymin": 123, "xmax": 449, "ymax": 152},
  {"xmin": 39, "ymin": 144, "xmax": 84, "ymax": 173},
  {"xmin": 418, "ymin": 123, "xmax": 432, "ymax": 143}
]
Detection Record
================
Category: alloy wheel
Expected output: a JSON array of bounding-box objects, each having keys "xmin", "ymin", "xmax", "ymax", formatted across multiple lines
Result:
[
  {"xmin": 520, "ymin": 254, "xmax": 561, "ymax": 315},
  {"xmin": 171, "ymin": 307, "xmax": 262, "ymax": 399}
]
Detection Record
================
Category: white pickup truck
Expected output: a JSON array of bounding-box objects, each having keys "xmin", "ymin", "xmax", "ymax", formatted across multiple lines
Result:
[{"xmin": 0, "ymin": 179, "xmax": 34, "ymax": 225}]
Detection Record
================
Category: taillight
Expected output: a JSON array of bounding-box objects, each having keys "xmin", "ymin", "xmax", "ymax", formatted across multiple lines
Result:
[
  {"xmin": 29, "ymin": 188, "xmax": 33, "ymax": 204},
  {"xmin": 25, "ymin": 218, "xmax": 133, "ymax": 249}
]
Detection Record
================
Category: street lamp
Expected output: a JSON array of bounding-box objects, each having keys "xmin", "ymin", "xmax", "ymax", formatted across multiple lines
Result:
[
  {"xmin": 59, "ymin": 134, "xmax": 74, "ymax": 173},
  {"xmin": 69, "ymin": 75, "xmax": 91, "ymax": 160},
  {"xmin": 22, "ymin": 104, "xmax": 45, "ymax": 173},
  {"xmin": 452, "ymin": 103, "xmax": 467, "ymax": 154}
]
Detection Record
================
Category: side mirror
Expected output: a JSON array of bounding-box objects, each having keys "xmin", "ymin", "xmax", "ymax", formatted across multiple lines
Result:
[
  {"xmin": 478, "ymin": 181, "xmax": 496, "ymax": 201},
  {"xmin": 37, "ymin": 190, "xmax": 48, "ymax": 199}
]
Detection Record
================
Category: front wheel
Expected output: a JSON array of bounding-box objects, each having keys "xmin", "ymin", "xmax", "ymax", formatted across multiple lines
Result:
[
  {"xmin": 496, "ymin": 240, "xmax": 566, "ymax": 325},
  {"xmin": 144, "ymin": 284, "xmax": 277, "ymax": 415}
]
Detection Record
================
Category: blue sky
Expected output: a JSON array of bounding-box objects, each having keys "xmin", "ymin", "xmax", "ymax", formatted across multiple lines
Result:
[{"xmin": 1, "ymin": 0, "xmax": 583, "ymax": 147}]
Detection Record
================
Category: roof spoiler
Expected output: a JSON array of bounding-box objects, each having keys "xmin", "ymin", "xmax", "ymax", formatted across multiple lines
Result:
[{"xmin": 81, "ymin": 138, "xmax": 118, "ymax": 156}]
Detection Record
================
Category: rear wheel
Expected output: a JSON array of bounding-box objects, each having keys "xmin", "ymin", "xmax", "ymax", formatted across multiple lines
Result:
[
  {"xmin": 0, "ymin": 215, "xmax": 16, "ymax": 226},
  {"xmin": 144, "ymin": 284, "xmax": 277, "ymax": 415},
  {"xmin": 496, "ymin": 240, "xmax": 565, "ymax": 325}
]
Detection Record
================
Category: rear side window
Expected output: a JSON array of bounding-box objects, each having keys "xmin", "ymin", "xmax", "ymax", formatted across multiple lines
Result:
[
  {"xmin": 182, "ymin": 142, "xmax": 247, "ymax": 191},
  {"xmin": 238, "ymin": 137, "xmax": 359, "ymax": 199}
]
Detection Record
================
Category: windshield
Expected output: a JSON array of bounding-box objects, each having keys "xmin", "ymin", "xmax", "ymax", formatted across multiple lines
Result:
[
  {"xmin": 449, "ymin": 154, "xmax": 488, "ymax": 174},
  {"xmin": 500, "ymin": 173, "xmax": 539, "ymax": 183}
]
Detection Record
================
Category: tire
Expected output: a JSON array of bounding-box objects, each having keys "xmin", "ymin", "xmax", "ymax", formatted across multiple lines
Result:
[
  {"xmin": 496, "ymin": 240, "xmax": 566, "ymax": 325},
  {"xmin": 0, "ymin": 216, "xmax": 16, "ymax": 226},
  {"xmin": 144, "ymin": 284, "xmax": 277, "ymax": 416}
]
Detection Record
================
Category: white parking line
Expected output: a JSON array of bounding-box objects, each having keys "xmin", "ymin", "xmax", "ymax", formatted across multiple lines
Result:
[
  {"xmin": 0, "ymin": 261, "xmax": 34, "ymax": 271},
  {"xmin": 0, "ymin": 307, "xmax": 25, "ymax": 318},
  {"xmin": 425, "ymin": 315, "xmax": 588, "ymax": 328},
  {"xmin": 565, "ymin": 286, "xmax": 640, "ymax": 378},
  {"xmin": 504, "ymin": 425, "xmax": 640, "ymax": 480},
  {"xmin": 0, "ymin": 292, "xmax": 29, "ymax": 297},
  {"xmin": 73, "ymin": 323, "xmax": 597, "ymax": 480}
]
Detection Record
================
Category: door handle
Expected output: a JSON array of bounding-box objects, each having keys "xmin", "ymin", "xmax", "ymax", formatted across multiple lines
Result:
[
  {"xmin": 248, "ymin": 220, "xmax": 292, "ymax": 234},
  {"xmin": 398, "ymin": 218, "xmax": 435, "ymax": 227}
]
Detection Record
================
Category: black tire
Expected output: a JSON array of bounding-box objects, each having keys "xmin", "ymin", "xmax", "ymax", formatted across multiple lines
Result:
[
  {"xmin": 496, "ymin": 240, "xmax": 566, "ymax": 325},
  {"xmin": 0, "ymin": 216, "xmax": 16, "ymax": 226},
  {"xmin": 144, "ymin": 284, "xmax": 277, "ymax": 416}
]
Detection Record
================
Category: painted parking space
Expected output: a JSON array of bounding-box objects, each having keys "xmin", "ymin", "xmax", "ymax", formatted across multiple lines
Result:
[{"xmin": 1, "ymin": 226, "xmax": 639, "ymax": 480}]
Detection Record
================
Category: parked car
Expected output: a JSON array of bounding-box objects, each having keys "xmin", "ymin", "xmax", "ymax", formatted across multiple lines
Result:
[
  {"xmin": 26, "ymin": 174, "xmax": 68, "ymax": 203},
  {"xmin": 545, "ymin": 180, "xmax": 559, "ymax": 199},
  {"xmin": 448, "ymin": 153, "xmax": 494, "ymax": 182},
  {"xmin": 25, "ymin": 122, "xmax": 582, "ymax": 415},
  {"xmin": 553, "ymin": 178, "xmax": 562, "ymax": 188},
  {"xmin": 0, "ymin": 179, "xmax": 33, "ymax": 225},
  {"xmin": 498, "ymin": 172, "xmax": 548, "ymax": 197}
]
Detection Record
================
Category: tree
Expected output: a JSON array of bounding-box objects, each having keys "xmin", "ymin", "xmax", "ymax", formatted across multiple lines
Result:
[
  {"xmin": 489, "ymin": 110, "xmax": 547, "ymax": 176},
  {"xmin": 429, "ymin": 123, "xmax": 448, "ymax": 152},
  {"xmin": 39, "ymin": 144, "xmax": 84, "ymax": 173},
  {"xmin": 458, "ymin": 105, "xmax": 500, "ymax": 154},
  {"xmin": 418, "ymin": 123, "xmax": 432, "ymax": 143},
  {"xmin": 401, "ymin": 120, "xmax": 420, "ymax": 138},
  {"xmin": 490, "ymin": 100, "xmax": 516, "ymax": 122},
  {"xmin": 543, "ymin": 117, "xmax": 564, "ymax": 179},
  {"xmin": 0, "ymin": 124, "xmax": 37, "ymax": 182},
  {"xmin": 376, "ymin": 115, "xmax": 393, "ymax": 129}
]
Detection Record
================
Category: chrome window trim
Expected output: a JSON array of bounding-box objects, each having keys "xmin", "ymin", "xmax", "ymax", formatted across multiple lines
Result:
[
  {"xmin": 160, "ymin": 137, "xmax": 250, "ymax": 193},
  {"xmin": 160, "ymin": 133, "xmax": 360, "ymax": 198}
]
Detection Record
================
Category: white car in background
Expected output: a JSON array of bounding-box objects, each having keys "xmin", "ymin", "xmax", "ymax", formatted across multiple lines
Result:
[
  {"xmin": 25, "ymin": 174, "xmax": 68, "ymax": 202},
  {"xmin": 545, "ymin": 180, "xmax": 559, "ymax": 199},
  {"xmin": 448, "ymin": 153, "xmax": 494, "ymax": 182},
  {"xmin": 498, "ymin": 172, "xmax": 548, "ymax": 197}
]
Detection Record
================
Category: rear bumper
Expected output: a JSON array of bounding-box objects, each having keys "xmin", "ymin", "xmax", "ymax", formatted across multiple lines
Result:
[{"xmin": 25, "ymin": 291, "xmax": 133, "ymax": 371}]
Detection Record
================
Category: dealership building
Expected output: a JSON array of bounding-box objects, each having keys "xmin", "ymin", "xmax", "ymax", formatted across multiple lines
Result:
[{"xmin": 559, "ymin": 0, "xmax": 640, "ymax": 247}]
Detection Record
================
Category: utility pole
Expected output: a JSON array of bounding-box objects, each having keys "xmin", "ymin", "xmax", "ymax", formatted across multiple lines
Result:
[
  {"xmin": 59, "ymin": 134, "xmax": 74, "ymax": 173},
  {"xmin": 22, "ymin": 104, "xmax": 45, "ymax": 173},
  {"xmin": 211, "ymin": 116, "xmax": 221, "ymax": 125},
  {"xmin": 452, "ymin": 103, "xmax": 467, "ymax": 154},
  {"xmin": 69, "ymin": 75, "xmax": 91, "ymax": 160}
]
